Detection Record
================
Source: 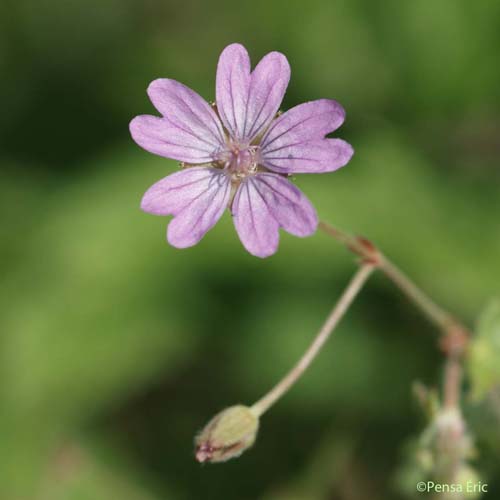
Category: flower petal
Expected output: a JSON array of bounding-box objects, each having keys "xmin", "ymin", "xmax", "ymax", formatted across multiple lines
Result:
[
  {"xmin": 243, "ymin": 51, "xmax": 290, "ymax": 141},
  {"xmin": 261, "ymin": 99, "xmax": 346, "ymax": 147},
  {"xmin": 261, "ymin": 138, "xmax": 354, "ymax": 174},
  {"xmin": 216, "ymin": 43, "xmax": 290, "ymax": 143},
  {"xmin": 130, "ymin": 115, "xmax": 220, "ymax": 163},
  {"xmin": 137, "ymin": 78, "xmax": 225, "ymax": 162},
  {"xmin": 216, "ymin": 43, "xmax": 251, "ymax": 141},
  {"xmin": 259, "ymin": 99, "xmax": 352, "ymax": 173},
  {"xmin": 141, "ymin": 167, "xmax": 231, "ymax": 248},
  {"xmin": 232, "ymin": 173, "xmax": 317, "ymax": 258}
]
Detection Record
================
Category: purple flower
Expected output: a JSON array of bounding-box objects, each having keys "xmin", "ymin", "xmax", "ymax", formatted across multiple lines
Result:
[{"xmin": 130, "ymin": 43, "xmax": 353, "ymax": 258}]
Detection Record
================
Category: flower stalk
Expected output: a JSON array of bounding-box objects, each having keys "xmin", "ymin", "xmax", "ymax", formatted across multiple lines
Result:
[
  {"xmin": 318, "ymin": 220, "xmax": 471, "ymax": 346},
  {"xmin": 251, "ymin": 262, "xmax": 375, "ymax": 417}
]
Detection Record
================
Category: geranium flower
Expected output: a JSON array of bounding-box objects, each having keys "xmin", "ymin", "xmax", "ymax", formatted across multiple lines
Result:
[{"xmin": 130, "ymin": 43, "xmax": 353, "ymax": 257}]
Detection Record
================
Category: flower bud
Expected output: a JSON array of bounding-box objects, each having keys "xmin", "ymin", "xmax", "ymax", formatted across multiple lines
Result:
[{"xmin": 194, "ymin": 405, "xmax": 259, "ymax": 463}]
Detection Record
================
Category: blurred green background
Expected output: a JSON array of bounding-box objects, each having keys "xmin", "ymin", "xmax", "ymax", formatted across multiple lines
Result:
[{"xmin": 1, "ymin": 0, "xmax": 499, "ymax": 499}]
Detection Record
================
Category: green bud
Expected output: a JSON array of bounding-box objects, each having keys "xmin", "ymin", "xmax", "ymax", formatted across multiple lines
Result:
[{"xmin": 194, "ymin": 405, "xmax": 259, "ymax": 463}]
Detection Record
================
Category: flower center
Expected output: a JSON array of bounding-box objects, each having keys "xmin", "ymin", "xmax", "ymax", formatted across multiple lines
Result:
[{"xmin": 217, "ymin": 144, "xmax": 260, "ymax": 181}]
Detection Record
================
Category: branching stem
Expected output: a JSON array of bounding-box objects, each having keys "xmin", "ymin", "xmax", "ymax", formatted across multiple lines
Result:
[
  {"xmin": 251, "ymin": 220, "xmax": 470, "ymax": 420},
  {"xmin": 318, "ymin": 220, "xmax": 470, "ymax": 411}
]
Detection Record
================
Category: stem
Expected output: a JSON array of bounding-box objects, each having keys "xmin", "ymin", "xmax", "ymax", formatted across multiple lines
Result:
[
  {"xmin": 318, "ymin": 221, "xmax": 469, "ymax": 341},
  {"xmin": 379, "ymin": 257, "xmax": 454, "ymax": 333},
  {"xmin": 442, "ymin": 355, "xmax": 462, "ymax": 409},
  {"xmin": 318, "ymin": 220, "xmax": 470, "ymax": 411},
  {"xmin": 251, "ymin": 263, "xmax": 375, "ymax": 417}
]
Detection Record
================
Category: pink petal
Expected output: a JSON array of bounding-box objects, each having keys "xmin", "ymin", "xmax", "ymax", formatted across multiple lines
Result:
[
  {"xmin": 232, "ymin": 173, "xmax": 317, "ymax": 258},
  {"xmin": 243, "ymin": 51, "xmax": 290, "ymax": 141},
  {"xmin": 141, "ymin": 167, "xmax": 231, "ymax": 248},
  {"xmin": 259, "ymin": 99, "xmax": 352, "ymax": 174},
  {"xmin": 261, "ymin": 138, "xmax": 354, "ymax": 174},
  {"xmin": 131, "ymin": 79, "xmax": 226, "ymax": 163},
  {"xmin": 261, "ymin": 99, "xmax": 346, "ymax": 147},
  {"xmin": 216, "ymin": 44, "xmax": 251, "ymax": 141},
  {"xmin": 130, "ymin": 115, "xmax": 221, "ymax": 163},
  {"xmin": 216, "ymin": 43, "xmax": 290, "ymax": 143}
]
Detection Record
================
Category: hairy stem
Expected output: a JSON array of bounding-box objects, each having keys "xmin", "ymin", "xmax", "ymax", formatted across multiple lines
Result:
[
  {"xmin": 318, "ymin": 220, "xmax": 470, "ymax": 411},
  {"xmin": 319, "ymin": 222, "xmax": 460, "ymax": 334},
  {"xmin": 251, "ymin": 263, "xmax": 375, "ymax": 417}
]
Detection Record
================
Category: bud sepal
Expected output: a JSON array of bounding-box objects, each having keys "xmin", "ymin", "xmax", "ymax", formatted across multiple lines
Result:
[{"xmin": 194, "ymin": 405, "xmax": 259, "ymax": 463}]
